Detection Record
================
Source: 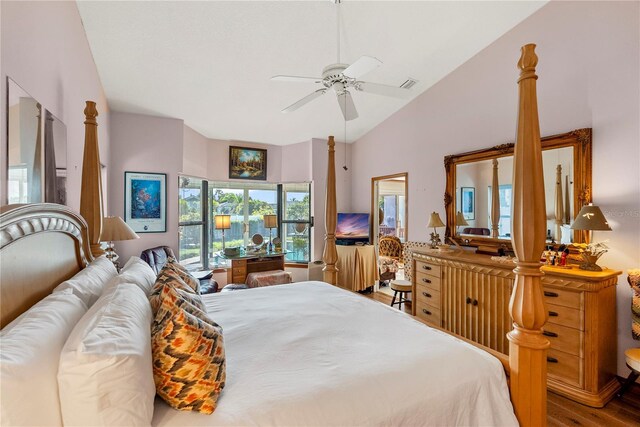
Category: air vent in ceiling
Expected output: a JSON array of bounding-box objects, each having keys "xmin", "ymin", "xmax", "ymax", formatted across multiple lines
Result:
[{"xmin": 400, "ymin": 78, "xmax": 418, "ymax": 89}]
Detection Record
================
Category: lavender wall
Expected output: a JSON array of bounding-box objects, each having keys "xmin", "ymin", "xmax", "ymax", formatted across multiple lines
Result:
[
  {"xmin": 109, "ymin": 112, "xmax": 184, "ymax": 262},
  {"xmin": 0, "ymin": 1, "xmax": 111, "ymax": 210},
  {"xmin": 350, "ymin": 1, "xmax": 639, "ymax": 375}
]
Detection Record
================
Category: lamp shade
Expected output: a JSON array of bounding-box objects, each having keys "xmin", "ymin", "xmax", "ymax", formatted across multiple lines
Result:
[
  {"xmin": 263, "ymin": 214, "xmax": 277, "ymax": 229},
  {"xmin": 456, "ymin": 211, "xmax": 469, "ymax": 227},
  {"xmin": 101, "ymin": 216, "xmax": 139, "ymax": 242},
  {"xmin": 570, "ymin": 204, "xmax": 611, "ymax": 231},
  {"xmin": 427, "ymin": 212, "xmax": 445, "ymax": 228},
  {"xmin": 214, "ymin": 215, "xmax": 231, "ymax": 230}
]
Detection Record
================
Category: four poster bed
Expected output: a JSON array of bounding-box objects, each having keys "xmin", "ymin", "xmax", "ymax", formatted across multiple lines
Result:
[{"xmin": 1, "ymin": 44, "xmax": 549, "ymax": 426}]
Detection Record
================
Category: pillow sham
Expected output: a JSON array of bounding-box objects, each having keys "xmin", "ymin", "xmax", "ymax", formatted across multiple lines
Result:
[
  {"xmin": 110, "ymin": 256, "xmax": 157, "ymax": 295},
  {"xmin": 0, "ymin": 291, "xmax": 87, "ymax": 426},
  {"xmin": 149, "ymin": 266, "xmax": 206, "ymax": 315},
  {"xmin": 58, "ymin": 282, "xmax": 155, "ymax": 426},
  {"xmin": 53, "ymin": 255, "xmax": 118, "ymax": 307},
  {"xmin": 152, "ymin": 286, "xmax": 226, "ymax": 414}
]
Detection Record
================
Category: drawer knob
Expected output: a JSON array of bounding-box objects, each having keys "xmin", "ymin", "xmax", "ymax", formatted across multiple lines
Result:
[
  {"xmin": 543, "ymin": 331, "xmax": 558, "ymax": 338},
  {"xmin": 422, "ymin": 291, "xmax": 432, "ymax": 298},
  {"xmin": 466, "ymin": 297, "xmax": 472, "ymax": 304},
  {"xmin": 472, "ymin": 299, "xmax": 478, "ymax": 306},
  {"xmin": 547, "ymin": 357, "xmax": 558, "ymax": 363},
  {"xmin": 422, "ymin": 278, "xmax": 431, "ymax": 283},
  {"xmin": 548, "ymin": 311, "xmax": 558, "ymax": 317},
  {"xmin": 544, "ymin": 291, "xmax": 559, "ymax": 298},
  {"xmin": 422, "ymin": 309, "xmax": 432, "ymax": 315},
  {"xmin": 422, "ymin": 265, "xmax": 432, "ymax": 270}
]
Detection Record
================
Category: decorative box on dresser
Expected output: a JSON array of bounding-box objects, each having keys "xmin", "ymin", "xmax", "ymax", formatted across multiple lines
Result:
[{"xmin": 411, "ymin": 248, "xmax": 621, "ymax": 407}]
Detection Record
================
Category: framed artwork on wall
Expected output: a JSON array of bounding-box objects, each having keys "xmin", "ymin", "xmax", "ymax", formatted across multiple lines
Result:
[
  {"xmin": 124, "ymin": 171, "xmax": 167, "ymax": 233},
  {"xmin": 229, "ymin": 146, "xmax": 267, "ymax": 180},
  {"xmin": 461, "ymin": 187, "xmax": 475, "ymax": 220}
]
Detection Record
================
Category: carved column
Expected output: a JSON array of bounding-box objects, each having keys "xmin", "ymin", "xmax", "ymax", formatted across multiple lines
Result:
[
  {"xmin": 491, "ymin": 158, "xmax": 500, "ymax": 238},
  {"xmin": 554, "ymin": 165, "xmax": 563, "ymax": 241},
  {"xmin": 323, "ymin": 136, "xmax": 338, "ymax": 285},
  {"xmin": 79, "ymin": 101, "xmax": 104, "ymax": 258},
  {"xmin": 507, "ymin": 44, "xmax": 550, "ymax": 426}
]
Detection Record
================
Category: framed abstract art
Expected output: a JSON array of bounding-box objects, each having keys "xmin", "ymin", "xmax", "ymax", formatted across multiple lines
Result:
[
  {"xmin": 124, "ymin": 171, "xmax": 167, "ymax": 233},
  {"xmin": 461, "ymin": 187, "xmax": 475, "ymax": 220}
]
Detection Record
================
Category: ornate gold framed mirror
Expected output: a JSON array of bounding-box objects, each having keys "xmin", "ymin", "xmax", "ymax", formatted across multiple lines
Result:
[{"xmin": 444, "ymin": 128, "xmax": 592, "ymax": 252}]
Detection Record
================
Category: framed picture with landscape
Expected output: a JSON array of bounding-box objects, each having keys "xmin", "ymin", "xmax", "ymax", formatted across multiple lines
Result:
[
  {"xmin": 229, "ymin": 146, "xmax": 267, "ymax": 180},
  {"xmin": 124, "ymin": 171, "xmax": 167, "ymax": 233}
]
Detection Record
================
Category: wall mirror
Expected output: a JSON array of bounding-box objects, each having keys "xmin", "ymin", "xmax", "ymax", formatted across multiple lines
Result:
[
  {"xmin": 444, "ymin": 128, "xmax": 592, "ymax": 251},
  {"xmin": 7, "ymin": 78, "xmax": 42, "ymax": 204},
  {"xmin": 6, "ymin": 77, "xmax": 67, "ymax": 205}
]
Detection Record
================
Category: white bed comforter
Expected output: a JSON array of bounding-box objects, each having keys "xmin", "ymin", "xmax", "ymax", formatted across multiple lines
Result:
[{"xmin": 152, "ymin": 281, "xmax": 517, "ymax": 426}]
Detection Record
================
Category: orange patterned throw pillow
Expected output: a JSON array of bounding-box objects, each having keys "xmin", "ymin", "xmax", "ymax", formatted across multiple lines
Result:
[
  {"xmin": 151, "ymin": 285, "xmax": 226, "ymax": 414},
  {"xmin": 166, "ymin": 258, "xmax": 201, "ymax": 293},
  {"xmin": 149, "ymin": 265, "xmax": 206, "ymax": 315}
]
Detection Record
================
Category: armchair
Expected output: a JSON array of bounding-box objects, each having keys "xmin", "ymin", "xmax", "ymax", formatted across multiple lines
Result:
[{"xmin": 378, "ymin": 235, "xmax": 402, "ymax": 286}]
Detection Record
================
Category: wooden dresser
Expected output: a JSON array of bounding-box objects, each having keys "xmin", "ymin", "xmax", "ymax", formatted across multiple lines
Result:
[{"xmin": 411, "ymin": 248, "xmax": 621, "ymax": 407}]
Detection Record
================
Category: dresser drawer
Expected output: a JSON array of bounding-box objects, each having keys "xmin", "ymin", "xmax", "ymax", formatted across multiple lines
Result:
[
  {"xmin": 543, "ymin": 287, "xmax": 582, "ymax": 310},
  {"xmin": 543, "ymin": 323, "xmax": 583, "ymax": 357},
  {"xmin": 547, "ymin": 302, "xmax": 583, "ymax": 331},
  {"xmin": 416, "ymin": 303, "xmax": 441, "ymax": 326},
  {"xmin": 547, "ymin": 348, "xmax": 583, "ymax": 389},
  {"xmin": 232, "ymin": 266, "xmax": 247, "ymax": 275},
  {"xmin": 415, "ymin": 261, "xmax": 440, "ymax": 278},
  {"xmin": 416, "ymin": 285, "xmax": 440, "ymax": 309},
  {"xmin": 415, "ymin": 272, "xmax": 441, "ymax": 291}
]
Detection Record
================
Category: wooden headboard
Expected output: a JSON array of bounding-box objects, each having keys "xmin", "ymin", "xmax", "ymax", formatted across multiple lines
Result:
[{"xmin": 0, "ymin": 203, "xmax": 92, "ymax": 327}]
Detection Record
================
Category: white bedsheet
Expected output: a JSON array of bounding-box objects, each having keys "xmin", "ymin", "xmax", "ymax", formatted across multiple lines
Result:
[{"xmin": 152, "ymin": 281, "xmax": 517, "ymax": 426}]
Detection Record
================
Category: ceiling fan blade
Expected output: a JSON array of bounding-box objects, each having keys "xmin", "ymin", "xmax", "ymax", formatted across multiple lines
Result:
[
  {"xmin": 282, "ymin": 89, "xmax": 327, "ymax": 113},
  {"xmin": 356, "ymin": 81, "xmax": 412, "ymax": 99},
  {"xmin": 336, "ymin": 91, "xmax": 358, "ymax": 121},
  {"xmin": 343, "ymin": 56, "xmax": 382, "ymax": 79},
  {"xmin": 272, "ymin": 75, "xmax": 322, "ymax": 83}
]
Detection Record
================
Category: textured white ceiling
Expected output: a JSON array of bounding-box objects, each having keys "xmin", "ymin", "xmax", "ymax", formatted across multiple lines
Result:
[{"xmin": 77, "ymin": 1, "xmax": 546, "ymax": 145}]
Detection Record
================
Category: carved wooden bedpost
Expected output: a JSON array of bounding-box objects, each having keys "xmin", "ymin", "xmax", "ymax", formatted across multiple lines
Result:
[
  {"xmin": 554, "ymin": 165, "xmax": 564, "ymax": 240},
  {"xmin": 323, "ymin": 136, "xmax": 338, "ymax": 285},
  {"xmin": 491, "ymin": 159, "xmax": 500, "ymax": 238},
  {"xmin": 79, "ymin": 101, "xmax": 104, "ymax": 258},
  {"xmin": 507, "ymin": 44, "xmax": 550, "ymax": 426}
]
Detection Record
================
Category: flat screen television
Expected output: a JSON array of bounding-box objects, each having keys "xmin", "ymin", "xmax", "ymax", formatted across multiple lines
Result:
[{"xmin": 336, "ymin": 213, "xmax": 370, "ymax": 245}]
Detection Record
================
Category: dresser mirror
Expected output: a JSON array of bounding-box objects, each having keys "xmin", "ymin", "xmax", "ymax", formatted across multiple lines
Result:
[
  {"xmin": 444, "ymin": 128, "xmax": 592, "ymax": 250},
  {"xmin": 6, "ymin": 77, "xmax": 67, "ymax": 205}
]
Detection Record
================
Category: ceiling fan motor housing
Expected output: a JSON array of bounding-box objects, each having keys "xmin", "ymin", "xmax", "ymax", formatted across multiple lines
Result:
[{"xmin": 322, "ymin": 63, "xmax": 355, "ymax": 91}]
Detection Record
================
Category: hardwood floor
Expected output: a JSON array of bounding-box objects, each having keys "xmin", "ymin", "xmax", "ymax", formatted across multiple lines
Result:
[{"xmin": 365, "ymin": 290, "xmax": 640, "ymax": 426}]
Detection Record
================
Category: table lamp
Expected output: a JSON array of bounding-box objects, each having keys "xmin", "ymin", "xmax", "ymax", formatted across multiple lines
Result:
[
  {"xmin": 427, "ymin": 212, "xmax": 445, "ymax": 249},
  {"xmin": 456, "ymin": 211, "xmax": 469, "ymax": 235},
  {"xmin": 215, "ymin": 215, "xmax": 231, "ymax": 250},
  {"xmin": 263, "ymin": 214, "xmax": 277, "ymax": 252},
  {"xmin": 570, "ymin": 203, "xmax": 611, "ymax": 271},
  {"xmin": 101, "ymin": 216, "xmax": 139, "ymax": 268}
]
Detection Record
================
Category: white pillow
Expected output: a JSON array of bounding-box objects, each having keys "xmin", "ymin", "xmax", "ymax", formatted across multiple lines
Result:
[
  {"xmin": 58, "ymin": 282, "xmax": 155, "ymax": 426},
  {"xmin": 1, "ymin": 292, "xmax": 88, "ymax": 426},
  {"xmin": 113, "ymin": 256, "xmax": 157, "ymax": 294},
  {"xmin": 53, "ymin": 255, "xmax": 118, "ymax": 307}
]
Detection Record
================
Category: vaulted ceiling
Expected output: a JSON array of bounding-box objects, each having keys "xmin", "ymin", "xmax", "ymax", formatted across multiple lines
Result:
[{"xmin": 77, "ymin": 1, "xmax": 546, "ymax": 145}]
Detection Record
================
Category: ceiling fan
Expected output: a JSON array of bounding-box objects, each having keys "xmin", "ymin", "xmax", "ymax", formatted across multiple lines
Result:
[{"xmin": 272, "ymin": 1, "xmax": 416, "ymax": 121}]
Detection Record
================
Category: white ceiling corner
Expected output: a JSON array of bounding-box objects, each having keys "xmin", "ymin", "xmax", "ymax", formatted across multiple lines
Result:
[{"xmin": 77, "ymin": 0, "xmax": 547, "ymax": 145}]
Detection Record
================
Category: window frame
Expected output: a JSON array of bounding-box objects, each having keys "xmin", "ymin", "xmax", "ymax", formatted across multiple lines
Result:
[{"xmin": 179, "ymin": 178, "xmax": 312, "ymax": 269}]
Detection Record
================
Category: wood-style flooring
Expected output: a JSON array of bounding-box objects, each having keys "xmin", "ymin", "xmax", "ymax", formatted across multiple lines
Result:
[{"xmin": 365, "ymin": 290, "xmax": 640, "ymax": 426}]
